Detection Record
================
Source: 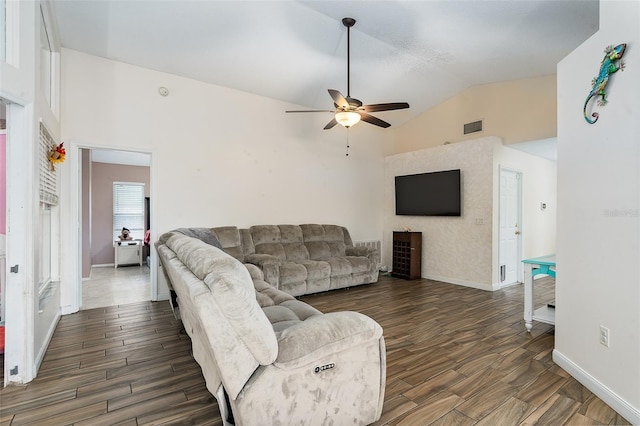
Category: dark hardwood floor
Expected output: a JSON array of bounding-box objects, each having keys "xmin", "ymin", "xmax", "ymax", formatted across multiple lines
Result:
[{"xmin": 0, "ymin": 275, "xmax": 631, "ymax": 425}]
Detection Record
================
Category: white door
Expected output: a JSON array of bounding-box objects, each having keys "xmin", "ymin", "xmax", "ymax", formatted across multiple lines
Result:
[{"xmin": 499, "ymin": 168, "xmax": 522, "ymax": 286}]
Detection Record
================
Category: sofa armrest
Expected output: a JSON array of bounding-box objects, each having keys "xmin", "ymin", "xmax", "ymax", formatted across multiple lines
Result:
[
  {"xmin": 346, "ymin": 245, "xmax": 375, "ymax": 257},
  {"xmin": 245, "ymin": 254, "xmax": 281, "ymax": 287},
  {"xmin": 346, "ymin": 246, "xmax": 378, "ymax": 262},
  {"xmin": 245, "ymin": 253, "xmax": 280, "ymax": 266},
  {"xmin": 274, "ymin": 312, "xmax": 383, "ymax": 369},
  {"xmin": 243, "ymin": 263, "xmax": 264, "ymax": 281}
]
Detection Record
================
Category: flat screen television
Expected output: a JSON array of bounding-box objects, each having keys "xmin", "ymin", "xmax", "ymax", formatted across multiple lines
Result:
[{"xmin": 395, "ymin": 169, "xmax": 461, "ymax": 216}]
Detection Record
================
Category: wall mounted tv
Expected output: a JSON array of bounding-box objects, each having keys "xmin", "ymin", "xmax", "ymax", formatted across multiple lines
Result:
[{"xmin": 395, "ymin": 169, "xmax": 461, "ymax": 216}]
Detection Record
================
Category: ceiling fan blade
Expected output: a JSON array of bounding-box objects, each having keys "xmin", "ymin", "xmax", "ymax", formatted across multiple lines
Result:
[
  {"xmin": 286, "ymin": 109, "xmax": 334, "ymax": 113},
  {"xmin": 324, "ymin": 118, "xmax": 338, "ymax": 130},
  {"xmin": 328, "ymin": 89, "xmax": 349, "ymax": 109},
  {"xmin": 359, "ymin": 112, "xmax": 391, "ymax": 128},
  {"xmin": 360, "ymin": 102, "xmax": 410, "ymax": 113}
]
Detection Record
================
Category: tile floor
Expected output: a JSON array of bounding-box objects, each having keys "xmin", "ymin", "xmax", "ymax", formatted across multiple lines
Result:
[{"xmin": 82, "ymin": 265, "xmax": 151, "ymax": 310}]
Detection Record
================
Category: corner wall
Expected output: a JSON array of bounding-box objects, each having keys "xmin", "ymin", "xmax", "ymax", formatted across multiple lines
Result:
[
  {"xmin": 555, "ymin": 1, "xmax": 640, "ymax": 422},
  {"xmin": 384, "ymin": 137, "xmax": 557, "ymax": 290}
]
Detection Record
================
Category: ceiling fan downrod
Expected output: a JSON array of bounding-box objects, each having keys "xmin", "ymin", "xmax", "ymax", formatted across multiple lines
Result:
[
  {"xmin": 284, "ymin": 16, "xmax": 409, "ymax": 130},
  {"xmin": 342, "ymin": 17, "xmax": 356, "ymax": 98}
]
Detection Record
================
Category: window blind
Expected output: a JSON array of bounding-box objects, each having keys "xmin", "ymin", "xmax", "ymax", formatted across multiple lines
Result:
[
  {"xmin": 39, "ymin": 122, "xmax": 58, "ymax": 205},
  {"xmin": 113, "ymin": 182, "xmax": 145, "ymax": 240}
]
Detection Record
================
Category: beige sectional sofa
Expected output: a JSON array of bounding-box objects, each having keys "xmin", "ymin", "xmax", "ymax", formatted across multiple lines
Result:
[
  {"xmin": 210, "ymin": 224, "xmax": 379, "ymax": 296},
  {"xmin": 156, "ymin": 231, "xmax": 386, "ymax": 425}
]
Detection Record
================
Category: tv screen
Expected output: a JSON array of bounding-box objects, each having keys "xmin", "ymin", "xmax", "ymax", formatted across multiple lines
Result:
[{"xmin": 395, "ymin": 169, "xmax": 461, "ymax": 216}]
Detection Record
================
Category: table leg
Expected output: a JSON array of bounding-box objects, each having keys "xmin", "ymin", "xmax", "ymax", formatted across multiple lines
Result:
[{"xmin": 524, "ymin": 263, "xmax": 534, "ymax": 332}]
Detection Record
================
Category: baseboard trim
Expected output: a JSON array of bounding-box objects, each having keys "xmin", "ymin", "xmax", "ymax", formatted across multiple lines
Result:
[
  {"xmin": 499, "ymin": 280, "xmax": 521, "ymax": 289},
  {"xmin": 155, "ymin": 291, "xmax": 170, "ymax": 302},
  {"xmin": 34, "ymin": 311, "xmax": 60, "ymax": 373},
  {"xmin": 422, "ymin": 274, "xmax": 497, "ymax": 291},
  {"xmin": 553, "ymin": 349, "xmax": 640, "ymax": 424}
]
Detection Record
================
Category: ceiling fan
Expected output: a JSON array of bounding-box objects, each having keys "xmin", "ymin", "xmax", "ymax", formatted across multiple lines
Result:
[{"xmin": 286, "ymin": 17, "xmax": 410, "ymax": 130}]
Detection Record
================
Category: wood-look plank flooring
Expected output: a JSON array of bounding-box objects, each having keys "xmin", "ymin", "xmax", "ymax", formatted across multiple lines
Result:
[{"xmin": 0, "ymin": 275, "xmax": 631, "ymax": 425}]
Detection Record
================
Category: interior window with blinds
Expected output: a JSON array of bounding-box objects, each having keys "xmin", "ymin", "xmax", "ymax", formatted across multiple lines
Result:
[
  {"xmin": 113, "ymin": 182, "xmax": 145, "ymax": 241},
  {"xmin": 39, "ymin": 123, "xmax": 57, "ymax": 293}
]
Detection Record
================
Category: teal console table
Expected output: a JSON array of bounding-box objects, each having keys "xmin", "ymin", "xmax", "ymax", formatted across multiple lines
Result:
[{"xmin": 522, "ymin": 254, "xmax": 556, "ymax": 332}]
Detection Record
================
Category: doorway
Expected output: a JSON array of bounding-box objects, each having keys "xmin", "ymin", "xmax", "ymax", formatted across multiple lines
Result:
[
  {"xmin": 79, "ymin": 148, "xmax": 152, "ymax": 310},
  {"xmin": 499, "ymin": 167, "xmax": 523, "ymax": 287}
]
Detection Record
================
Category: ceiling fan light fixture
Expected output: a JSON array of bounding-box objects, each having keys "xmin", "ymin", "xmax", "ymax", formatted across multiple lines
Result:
[{"xmin": 335, "ymin": 111, "xmax": 361, "ymax": 128}]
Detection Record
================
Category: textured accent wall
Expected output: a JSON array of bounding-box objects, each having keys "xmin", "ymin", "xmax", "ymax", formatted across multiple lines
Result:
[{"xmin": 384, "ymin": 137, "xmax": 498, "ymax": 289}]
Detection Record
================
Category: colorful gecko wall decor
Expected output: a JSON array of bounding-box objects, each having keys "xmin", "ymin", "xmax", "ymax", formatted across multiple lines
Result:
[{"xmin": 583, "ymin": 43, "xmax": 627, "ymax": 124}]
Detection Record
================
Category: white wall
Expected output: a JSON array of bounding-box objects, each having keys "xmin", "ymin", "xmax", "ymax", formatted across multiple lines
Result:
[
  {"xmin": 59, "ymin": 49, "xmax": 393, "ymax": 309},
  {"xmin": 395, "ymin": 75, "xmax": 557, "ymax": 153},
  {"xmin": 384, "ymin": 136, "xmax": 557, "ymax": 290},
  {"xmin": 555, "ymin": 1, "xmax": 640, "ymax": 423},
  {"xmin": 492, "ymin": 145, "xmax": 557, "ymax": 284}
]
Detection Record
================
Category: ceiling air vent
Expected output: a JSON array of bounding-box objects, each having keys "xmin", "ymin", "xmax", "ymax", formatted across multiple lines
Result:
[{"xmin": 463, "ymin": 120, "xmax": 483, "ymax": 135}]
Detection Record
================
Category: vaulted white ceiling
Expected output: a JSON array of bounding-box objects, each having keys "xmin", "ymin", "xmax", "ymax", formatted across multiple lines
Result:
[{"xmin": 53, "ymin": 0, "xmax": 599, "ymax": 127}]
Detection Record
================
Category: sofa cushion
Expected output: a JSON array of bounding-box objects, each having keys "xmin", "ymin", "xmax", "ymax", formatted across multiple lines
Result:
[
  {"xmin": 326, "ymin": 257, "xmax": 353, "ymax": 277},
  {"xmin": 211, "ymin": 226, "xmax": 241, "ymax": 247},
  {"xmin": 254, "ymin": 279, "xmax": 294, "ymax": 307},
  {"xmin": 300, "ymin": 224, "xmax": 326, "ymax": 242},
  {"xmin": 251, "ymin": 225, "xmax": 310, "ymax": 261},
  {"xmin": 322, "ymin": 224, "xmax": 346, "ymax": 242},
  {"xmin": 302, "ymin": 225, "xmax": 347, "ymax": 257},
  {"xmin": 253, "ymin": 279, "xmax": 322, "ymax": 333},
  {"xmin": 211, "ymin": 226, "xmax": 245, "ymax": 262},
  {"xmin": 327, "ymin": 241, "xmax": 347, "ymax": 257},
  {"xmin": 262, "ymin": 301, "xmax": 323, "ymax": 334},
  {"xmin": 298, "ymin": 260, "xmax": 331, "ymax": 280},
  {"xmin": 255, "ymin": 242, "xmax": 286, "ymax": 260},
  {"xmin": 283, "ymin": 243, "xmax": 310, "ymax": 261},
  {"xmin": 278, "ymin": 261, "xmax": 307, "ymax": 285},
  {"xmin": 305, "ymin": 241, "xmax": 331, "ymax": 260},
  {"xmin": 278, "ymin": 225, "xmax": 304, "ymax": 243},
  {"xmin": 174, "ymin": 228, "xmax": 222, "ymax": 248},
  {"xmin": 203, "ymin": 265, "xmax": 278, "ymax": 367},
  {"xmin": 167, "ymin": 233, "xmax": 239, "ymax": 281},
  {"xmin": 166, "ymin": 234, "xmax": 278, "ymax": 366},
  {"xmin": 250, "ymin": 225, "xmax": 281, "ymax": 245},
  {"xmin": 346, "ymin": 256, "xmax": 373, "ymax": 274}
]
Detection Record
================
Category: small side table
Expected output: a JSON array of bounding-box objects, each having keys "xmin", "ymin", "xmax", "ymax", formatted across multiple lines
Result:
[
  {"xmin": 522, "ymin": 254, "xmax": 556, "ymax": 332},
  {"xmin": 114, "ymin": 240, "xmax": 143, "ymax": 268}
]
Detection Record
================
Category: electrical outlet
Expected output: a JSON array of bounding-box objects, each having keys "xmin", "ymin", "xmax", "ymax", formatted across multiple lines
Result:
[{"xmin": 600, "ymin": 325, "xmax": 610, "ymax": 347}]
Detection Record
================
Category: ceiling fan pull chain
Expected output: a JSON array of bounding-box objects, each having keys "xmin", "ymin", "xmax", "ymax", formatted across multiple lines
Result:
[{"xmin": 346, "ymin": 130, "xmax": 350, "ymax": 156}]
